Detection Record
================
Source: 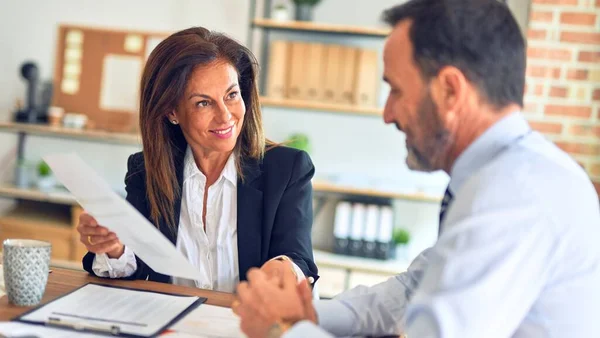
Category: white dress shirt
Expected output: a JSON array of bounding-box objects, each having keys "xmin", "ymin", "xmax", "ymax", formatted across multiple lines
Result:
[
  {"xmin": 285, "ymin": 112, "xmax": 600, "ymax": 337},
  {"xmin": 92, "ymin": 147, "xmax": 304, "ymax": 293}
]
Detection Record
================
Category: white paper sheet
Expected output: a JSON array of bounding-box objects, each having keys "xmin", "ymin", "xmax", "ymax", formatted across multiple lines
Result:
[
  {"xmin": 166, "ymin": 304, "xmax": 245, "ymax": 338},
  {"xmin": 99, "ymin": 54, "xmax": 142, "ymax": 112},
  {"xmin": 44, "ymin": 153, "xmax": 202, "ymax": 280},
  {"xmin": 20, "ymin": 284, "xmax": 200, "ymax": 337}
]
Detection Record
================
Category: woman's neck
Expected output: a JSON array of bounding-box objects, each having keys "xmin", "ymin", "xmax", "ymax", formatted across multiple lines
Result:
[{"xmin": 191, "ymin": 147, "xmax": 232, "ymax": 187}]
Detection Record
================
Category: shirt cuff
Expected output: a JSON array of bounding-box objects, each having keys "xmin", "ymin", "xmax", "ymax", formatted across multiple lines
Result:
[
  {"xmin": 313, "ymin": 299, "xmax": 357, "ymax": 337},
  {"xmin": 269, "ymin": 255, "xmax": 308, "ymax": 283},
  {"xmin": 91, "ymin": 246, "xmax": 137, "ymax": 278},
  {"xmin": 283, "ymin": 320, "xmax": 335, "ymax": 338}
]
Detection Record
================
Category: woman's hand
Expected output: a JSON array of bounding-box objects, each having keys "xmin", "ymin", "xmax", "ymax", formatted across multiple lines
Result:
[
  {"xmin": 77, "ymin": 212, "xmax": 124, "ymax": 258},
  {"xmin": 260, "ymin": 258, "xmax": 296, "ymax": 282}
]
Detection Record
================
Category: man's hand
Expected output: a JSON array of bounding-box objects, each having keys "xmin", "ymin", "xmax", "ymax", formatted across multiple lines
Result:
[{"xmin": 233, "ymin": 267, "xmax": 318, "ymax": 338}]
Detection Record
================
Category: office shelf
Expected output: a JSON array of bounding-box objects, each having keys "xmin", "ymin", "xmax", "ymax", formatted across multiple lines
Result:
[
  {"xmin": 0, "ymin": 122, "xmax": 140, "ymax": 145},
  {"xmin": 0, "ymin": 183, "xmax": 78, "ymax": 206},
  {"xmin": 253, "ymin": 18, "xmax": 390, "ymax": 37},
  {"xmin": 312, "ymin": 180, "xmax": 441, "ymax": 203},
  {"xmin": 260, "ymin": 97, "xmax": 382, "ymax": 117}
]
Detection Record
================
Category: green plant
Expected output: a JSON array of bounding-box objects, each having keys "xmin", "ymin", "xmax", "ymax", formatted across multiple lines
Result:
[
  {"xmin": 393, "ymin": 228, "xmax": 410, "ymax": 245},
  {"xmin": 285, "ymin": 133, "xmax": 311, "ymax": 153},
  {"xmin": 292, "ymin": 0, "xmax": 322, "ymax": 5},
  {"xmin": 38, "ymin": 161, "xmax": 51, "ymax": 177}
]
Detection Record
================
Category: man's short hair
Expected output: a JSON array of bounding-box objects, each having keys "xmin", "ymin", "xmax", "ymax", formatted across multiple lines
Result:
[{"xmin": 383, "ymin": 0, "xmax": 526, "ymax": 107}]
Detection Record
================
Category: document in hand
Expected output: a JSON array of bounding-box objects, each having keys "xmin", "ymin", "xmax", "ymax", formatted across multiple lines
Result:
[
  {"xmin": 44, "ymin": 152, "xmax": 202, "ymax": 280},
  {"xmin": 16, "ymin": 284, "xmax": 206, "ymax": 337}
]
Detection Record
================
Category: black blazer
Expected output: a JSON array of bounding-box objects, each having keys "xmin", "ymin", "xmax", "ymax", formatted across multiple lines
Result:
[{"xmin": 82, "ymin": 145, "xmax": 319, "ymax": 284}]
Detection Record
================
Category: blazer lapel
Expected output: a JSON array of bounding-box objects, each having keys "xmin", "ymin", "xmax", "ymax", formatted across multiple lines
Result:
[{"xmin": 237, "ymin": 158, "xmax": 263, "ymax": 281}]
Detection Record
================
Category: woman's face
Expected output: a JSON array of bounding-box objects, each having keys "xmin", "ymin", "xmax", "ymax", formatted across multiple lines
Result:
[{"xmin": 170, "ymin": 60, "xmax": 246, "ymax": 157}]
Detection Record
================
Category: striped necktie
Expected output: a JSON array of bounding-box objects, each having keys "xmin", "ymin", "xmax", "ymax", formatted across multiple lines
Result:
[{"xmin": 438, "ymin": 186, "xmax": 454, "ymax": 235}]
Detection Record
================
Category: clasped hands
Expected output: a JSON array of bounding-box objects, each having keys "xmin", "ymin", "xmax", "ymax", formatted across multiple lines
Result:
[{"xmin": 233, "ymin": 259, "xmax": 317, "ymax": 338}]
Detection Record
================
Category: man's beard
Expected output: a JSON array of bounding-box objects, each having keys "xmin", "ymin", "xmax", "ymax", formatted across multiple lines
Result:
[{"xmin": 405, "ymin": 90, "xmax": 451, "ymax": 172}]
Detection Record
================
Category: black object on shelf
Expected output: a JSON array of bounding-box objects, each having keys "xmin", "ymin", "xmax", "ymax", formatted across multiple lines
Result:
[{"xmin": 13, "ymin": 62, "xmax": 53, "ymax": 124}]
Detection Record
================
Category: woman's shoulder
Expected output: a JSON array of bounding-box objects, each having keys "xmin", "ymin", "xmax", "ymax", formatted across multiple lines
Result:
[
  {"xmin": 127, "ymin": 152, "xmax": 145, "ymax": 172},
  {"xmin": 263, "ymin": 145, "xmax": 311, "ymax": 166},
  {"xmin": 261, "ymin": 146, "xmax": 314, "ymax": 179}
]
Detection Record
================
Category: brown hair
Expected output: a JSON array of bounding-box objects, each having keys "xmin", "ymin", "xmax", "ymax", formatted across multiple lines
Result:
[{"xmin": 139, "ymin": 27, "xmax": 266, "ymax": 230}]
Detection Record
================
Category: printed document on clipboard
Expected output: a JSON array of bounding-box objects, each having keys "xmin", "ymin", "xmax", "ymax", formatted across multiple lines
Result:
[
  {"xmin": 43, "ymin": 152, "xmax": 202, "ymax": 281},
  {"xmin": 15, "ymin": 283, "xmax": 206, "ymax": 337}
]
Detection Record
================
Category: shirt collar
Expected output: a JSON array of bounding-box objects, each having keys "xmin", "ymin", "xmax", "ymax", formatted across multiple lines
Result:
[
  {"xmin": 183, "ymin": 146, "xmax": 237, "ymax": 186},
  {"xmin": 449, "ymin": 112, "xmax": 530, "ymax": 194}
]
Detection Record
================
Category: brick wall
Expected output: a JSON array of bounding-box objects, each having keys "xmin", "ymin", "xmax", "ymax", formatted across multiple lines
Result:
[{"xmin": 524, "ymin": 0, "xmax": 600, "ymax": 196}]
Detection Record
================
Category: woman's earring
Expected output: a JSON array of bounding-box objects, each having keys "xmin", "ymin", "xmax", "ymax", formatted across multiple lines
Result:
[{"xmin": 171, "ymin": 120, "xmax": 178, "ymax": 125}]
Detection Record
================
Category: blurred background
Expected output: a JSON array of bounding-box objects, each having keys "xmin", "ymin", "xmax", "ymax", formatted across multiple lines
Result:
[{"xmin": 0, "ymin": 0, "xmax": 597, "ymax": 298}]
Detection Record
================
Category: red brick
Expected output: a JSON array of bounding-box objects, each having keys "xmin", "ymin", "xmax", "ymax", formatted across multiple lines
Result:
[
  {"xmin": 578, "ymin": 51, "xmax": 600, "ymax": 63},
  {"xmin": 554, "ymin": 142, "xmax": 600, "ymax": 155},
  {"xmin": 533, "ymin": 0, "xmax": 577, "ymax": 4},
  {"xmin": 593, "ymin": 89, "xmax": 600, "ymax": 101},
  {"xmin": 569, "ymin": 124, "xmax": 600, "ymax": 137},
  {"xmin": 530, "ymin": 121, "xmax": 564, "ymax": 134},
  {"xmin": 591, "ymin": 164, "xmax": 600, "ymax": 177},
  {"xmin": 560, "ymin": 12, "xmax": 597, "ymax": 26},
  {"xmin": 566, "ymin": 69, "xmax": 589, "ymax": 80},
  {"xmin": 527, "ymin": 29, "xmax": 547, "ymax": 40},
  {"xmin": 549, "ymin": 86, "xmax": 568, "ymax": 98},
  {"xmin": 561, "ymin": 31, "xmax": 600, "ymax": 45},
  {"xmin": 545, "ymin": 105, "xmax": 593, "ymax": 118},
  {"xmin": 531, "ymin": 11, "xmax": 554, "ymax": 23},
  {"xmin": 534, "ymin": 84, "xmax": 545, "ymax": 96},
  {"xmin": 527, "ymin": 66, "xmax": 562, "ymax": 79},
  {"xmin": 527, "ymin": 47, "xmax": 572, "ymax": 61}
]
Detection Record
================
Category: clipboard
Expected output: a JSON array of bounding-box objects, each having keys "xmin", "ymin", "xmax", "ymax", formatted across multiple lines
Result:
[{"xmin": 13, "ymin": 283, "xmax": 207, "ymax": 337}]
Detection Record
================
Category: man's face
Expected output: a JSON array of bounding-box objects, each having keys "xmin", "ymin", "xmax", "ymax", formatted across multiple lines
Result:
[{"xmin": 383, "ymin": 20, "xmax": 451, "ymax": 172}]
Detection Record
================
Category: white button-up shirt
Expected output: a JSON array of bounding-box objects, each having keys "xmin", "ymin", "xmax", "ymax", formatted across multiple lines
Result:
[
  {"xmin": 92, "ymin": 147, "xmax": 304, "ymax": 292},
  {"xmin": 285, "ymin": 112, "xmax": 600, "ymax": 337}
]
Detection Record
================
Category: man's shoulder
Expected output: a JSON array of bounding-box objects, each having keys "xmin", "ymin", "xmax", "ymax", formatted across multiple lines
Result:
[{"xmin": 462, "ymin": 133, "xmax": 596, "ymax": 208}]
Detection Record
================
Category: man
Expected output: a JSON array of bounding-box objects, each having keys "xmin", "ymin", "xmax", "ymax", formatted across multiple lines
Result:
[{"xmin": 233, "ymin": 0, "xmax": 600, "ymax": 337}]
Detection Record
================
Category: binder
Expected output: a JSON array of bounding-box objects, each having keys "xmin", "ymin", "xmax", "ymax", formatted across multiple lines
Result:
[
  {"xmin": 338, "ymin": 46, "xmax": 358, "ymax": 105},
  {"xmin": 322, "ymin": 44, "xmax": 343, "ymax": 103},
  {"xmin": 348, "ymin": 203, "xmax": 366, "ymax": 257},
  {"xmin": 266, "ymin": 40, "xmax": 290, "ymax": 99},
  {"xmin": 287, "ymin": 41, "xmax": 309, "ymax": 100},
  {"xmin": 363, "ymin": 204, "xmax": 380, "ymax": 259},
  {"xmin": 15, "ymin": 283, "xmax": 206, "ymax": 337},
  {"xmin": 354, "ymin": 48, "xmax": 380, "ymax": 107},
  {"xmin": 305, "ymin": 42, "xmax": 326, "ymax": 101},
  {"xmin": 333, "ymin": 201, "xmax": 352, "ymax": 255},
  {"xmin": 376, "ymin": 206, "xmax": 394, "ymax": 260}
]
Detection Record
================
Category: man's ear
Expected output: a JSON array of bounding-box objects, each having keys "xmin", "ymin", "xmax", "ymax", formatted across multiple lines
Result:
[{"xmin": 430, "ymin": 66, "xmax": 468, "ymax": 116}]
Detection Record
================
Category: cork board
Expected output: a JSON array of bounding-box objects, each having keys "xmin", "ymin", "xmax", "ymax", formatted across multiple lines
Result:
[{"xmin": 52, "ymin": 24, "xmax": 169, "ymax": 132}]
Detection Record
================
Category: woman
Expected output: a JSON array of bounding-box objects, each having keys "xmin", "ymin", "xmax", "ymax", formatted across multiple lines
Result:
[{"xmin": 77, "ymin": 27, "xmax": 318, "ymax": 292}]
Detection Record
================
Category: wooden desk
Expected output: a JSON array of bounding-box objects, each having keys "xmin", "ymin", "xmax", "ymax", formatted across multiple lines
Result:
[{"xmin": 0, "ymin": 268, "xmax": 234, "ymax": 321}]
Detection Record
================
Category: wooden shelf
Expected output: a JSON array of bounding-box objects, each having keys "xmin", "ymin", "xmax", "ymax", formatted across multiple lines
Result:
[
  {"xmin": 0, "ymin": 121, "xmax": 140, "ymax": 145},
  {"xmin": 313, "ymin": 249, "xmax": 407, "ymax": 275},
  {"xmin": 260, "ymin": 97, "xmax": 382, "ymax": 117},
  {"xmin": 253, "ymin": 18, "xmax": 390, "ymax": 37},
  {"xmin": 0, "ymin": 183, "xmax": 78, "ymax": 206},
  {"xmin": 313, "ymin": 180, "xmax": 441, "ymax": 203}
]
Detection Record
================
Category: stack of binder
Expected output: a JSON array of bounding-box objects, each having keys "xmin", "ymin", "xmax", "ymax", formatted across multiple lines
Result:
[
  {"xmin": 333, "ymin": 202, "xmax": 396, "ymax": 260},
  {"xmin": 266, "ymin": 40, "xmax": 380, "ymax": 108}
]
